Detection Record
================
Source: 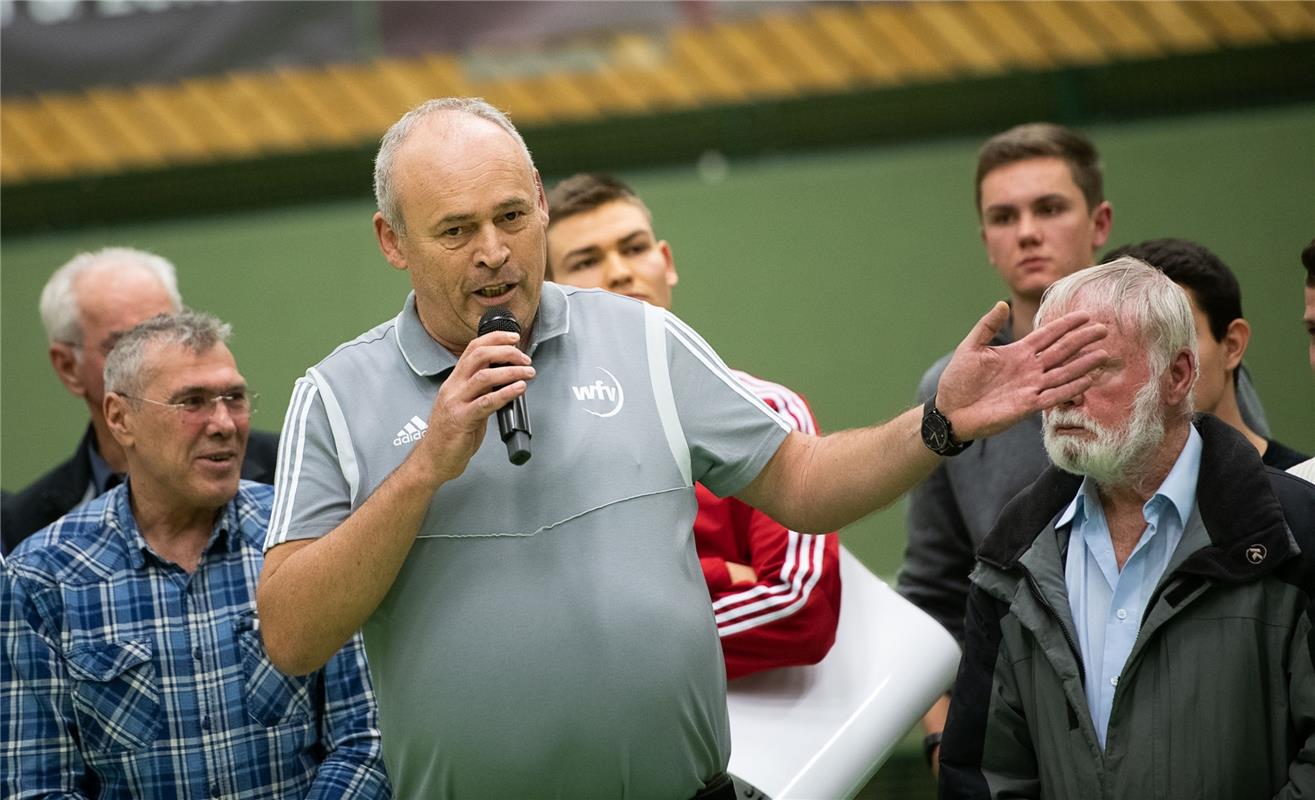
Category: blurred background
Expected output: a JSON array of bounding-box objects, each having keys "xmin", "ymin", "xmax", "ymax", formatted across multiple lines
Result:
[{"xmin": 4, "ymin": 1, "xmax": 1314, "ymax": 795}]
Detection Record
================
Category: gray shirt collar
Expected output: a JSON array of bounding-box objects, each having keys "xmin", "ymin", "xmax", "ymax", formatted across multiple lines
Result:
[{"xmin": 395, "ymin": 282, "xmax": 572, "ymax": 377}]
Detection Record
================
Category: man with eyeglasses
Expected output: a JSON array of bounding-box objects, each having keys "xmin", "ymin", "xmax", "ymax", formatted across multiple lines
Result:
[
  {"xmin": 2, "ymin": 311, "xmax": 391, "ymax": 799},
  {"xmin": 2, "ymin": 247, "xmax": 280, "ymax": 555}
]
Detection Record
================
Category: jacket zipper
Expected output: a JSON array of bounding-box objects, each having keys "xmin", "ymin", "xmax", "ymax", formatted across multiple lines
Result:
[{"xmin": 1022, "ymin": 569, "xmax": 1086, "ymax": 686}]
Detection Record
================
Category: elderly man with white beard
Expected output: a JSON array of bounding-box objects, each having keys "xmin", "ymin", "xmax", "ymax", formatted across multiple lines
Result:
[{"xmin": 939, "ymin": 257, "xmax": 1315, "ymax": 800}]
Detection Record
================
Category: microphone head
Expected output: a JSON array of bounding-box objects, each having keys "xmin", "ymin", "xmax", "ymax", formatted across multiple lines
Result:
[{"xmin": 478, "ymin": 307, "xmax": 521, "ymax": 337}]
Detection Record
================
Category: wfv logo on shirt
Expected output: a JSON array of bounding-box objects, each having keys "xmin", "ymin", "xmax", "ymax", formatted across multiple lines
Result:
[{"xmin": 571, "ymin": 368, "xmax": 625, "ymax": 418}]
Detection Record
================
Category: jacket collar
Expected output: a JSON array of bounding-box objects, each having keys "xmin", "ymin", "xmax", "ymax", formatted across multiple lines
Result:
[
  {"xmin": 395, "ymin": 283, "xmax": 571, "ymax": 378},
  {"xmin": 56, "ymin": 424, "xmax": 100, "ymax": 508},
  {"xmin": 978, "ymin": 414, "xmax": 1297, "ymax": 582}
]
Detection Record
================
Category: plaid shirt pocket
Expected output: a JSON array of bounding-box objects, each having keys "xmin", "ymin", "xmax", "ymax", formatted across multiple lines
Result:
[
  {"xmin": 237, "ymin": 626, "xmax": 314, "ymax": 726},
  {"xmin": 65, "ymin": 639, "xmax": 162, "ymax": 753}
]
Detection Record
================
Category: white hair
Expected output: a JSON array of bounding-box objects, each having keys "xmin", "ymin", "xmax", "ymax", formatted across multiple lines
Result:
[
  {"xmin": 1036, "ymin": 256, "xmax": 1198, "ymax": 385},
  {"xmin": 373, "ymin": 97, "xmax": 535, "ymax": 236},
  {"xmin": 1043, "ymin": 375, "xmax": 1166, "ymax": 487},
  {"xmin": 104, "ymin": 309, "xmax": 231, "ymax": 398},
  {"xmin": 39, "ymin": 247, "xmax": 182, "ymax": 347}
]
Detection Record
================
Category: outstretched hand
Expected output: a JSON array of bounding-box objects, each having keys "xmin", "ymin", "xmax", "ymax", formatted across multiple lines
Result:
[{"xmin": 935, "ymin": 301, "xmax": 1107, "ymax": 441}]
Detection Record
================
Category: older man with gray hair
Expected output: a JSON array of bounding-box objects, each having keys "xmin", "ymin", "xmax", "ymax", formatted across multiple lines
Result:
[
  {"xmin": 2, "ymin": 248, "xmax": 279, "ymax": 554},
  {"xmin": 940, "ymin": 258, "xmax": 1315, "ymax": 799},
  {"xmin": 3, "ymin": 310, "xmax": 390, "ymax": 799}
]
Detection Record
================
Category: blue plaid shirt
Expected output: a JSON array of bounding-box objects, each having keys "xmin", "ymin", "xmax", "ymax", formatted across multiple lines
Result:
[{"xmin": 2, "ymin": 481, "xmax": 390, "ymax": 799}]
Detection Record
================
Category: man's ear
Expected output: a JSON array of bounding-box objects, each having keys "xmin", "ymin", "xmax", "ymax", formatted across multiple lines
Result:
[
  {"xmin": 1220, "ymin": 318, "xmax": 1251, "ymax": 372},
  {"xmin": 49, "ymin": 342, "xmax": 86, "ymax": 398},
  {"xmin": 104, "ymin": 392, "xmax": 135, "ymax": 449},
  {"xmin": 534, "ymin": 169, "xmax": 549, "ymax": 220},
  {"xmin": 1166, "ymin": 347, "xmax": 1197, "ymax": 409},
  {"xmin": 1089, "ymin": 201, "xmax": 1113, "ymax": 250},
  {"xmin": 374, "ymin": 212, "xmax": 408, "ymax": 272},
  {"xmin": 660, "ymin": 241, "xmax": 679, "ymax": 289}
]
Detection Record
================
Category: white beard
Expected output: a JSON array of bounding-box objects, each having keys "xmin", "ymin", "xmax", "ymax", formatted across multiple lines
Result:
[{"xmin": 1042, "ymin": 378, "xmax": 1166, "ymax": 487}]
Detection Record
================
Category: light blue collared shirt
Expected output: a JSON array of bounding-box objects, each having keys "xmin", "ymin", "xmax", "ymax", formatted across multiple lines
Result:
[{"xmin": 1058, "ymin": 425, "xmax": 1202, "ymax": 749}]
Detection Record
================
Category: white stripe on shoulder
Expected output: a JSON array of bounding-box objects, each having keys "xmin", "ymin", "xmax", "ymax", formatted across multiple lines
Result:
[
  {"xmin": 663, "ymin": 314, "xmax": 790, "ymax": 433},
  {"xmin": 734, "ymin": 372, "xmax": 814, "ymax": 433},
  {"xmin": 731, "ymin": 370, "xmax": 817, "ymax": 434},
  {"xmin": 267, "ymin": 379, "xmax": 317, "ymax": 548},
  {"xmin": 645, "ymin": 303, "xmax": 692, "ymax": 485},
  {"xmin": 308, "ymin": 367, "xmax": 360, "ymax": 504}
]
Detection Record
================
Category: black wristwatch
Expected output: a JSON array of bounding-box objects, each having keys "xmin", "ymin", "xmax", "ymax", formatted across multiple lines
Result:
[
  {"xmin": 921, "ymin": 396, "xmax": 972, "ymax": 457},
  {"xmin": 923, "ymin": 731, "xmax": 943, "ymax": 767}
]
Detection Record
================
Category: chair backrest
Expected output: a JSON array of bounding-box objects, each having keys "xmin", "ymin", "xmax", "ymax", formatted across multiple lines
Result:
[{"xmin": 725, "ymin": 546, "xmax": 961, "ymax": 799}]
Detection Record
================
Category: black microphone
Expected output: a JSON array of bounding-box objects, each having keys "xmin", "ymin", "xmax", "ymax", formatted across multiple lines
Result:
[{"xmin": 477, "ymin": 307, "xmax": 532, "ymax": 465}]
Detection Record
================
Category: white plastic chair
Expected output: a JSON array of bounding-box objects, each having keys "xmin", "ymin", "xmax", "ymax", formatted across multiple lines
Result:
[{"xmin": 725, "ymin": 546, "xmax": 961, "ymax": 799}]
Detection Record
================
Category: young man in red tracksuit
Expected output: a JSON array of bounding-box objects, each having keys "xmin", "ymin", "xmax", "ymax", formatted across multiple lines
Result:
[{"xmin": 546, "ymin": 173, "xmax": 840, "ymax": 679}]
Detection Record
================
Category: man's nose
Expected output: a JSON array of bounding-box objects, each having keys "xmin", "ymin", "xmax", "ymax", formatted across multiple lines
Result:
[
  {"xmin": 603, "ymin": 252, "xmax": 633, "ymax": 288},
  {"xmin": 475, "ymin": 224, "xmax": 511, "ymax": 269},
  {"xmin": 1060, "ymin": 389, "xmax": 1085, "ymax": 408},
  {"xmin": 1017, "ymin": 212, "xmax": 1042, "ymax": 245},
  {"xmin": 206, "ymin": 399, "xmax": 239, "ymax": 435}
]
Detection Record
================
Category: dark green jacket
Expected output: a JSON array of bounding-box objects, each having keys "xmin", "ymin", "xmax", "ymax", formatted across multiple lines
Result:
[{"xmin": 941, "ymin": 415, "xmax": 1315, "ymax": 800}]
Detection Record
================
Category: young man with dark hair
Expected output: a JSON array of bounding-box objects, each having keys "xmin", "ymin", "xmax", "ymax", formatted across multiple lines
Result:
[
  {"xmin": 901, "ymin": 123, "xmax": 1114, "ymax": 771},
  {"xmin": 1105, "ymin": 237, "xmax": 1307, "ymax": 468},
  {"xmin": 545, "ymin": 172, "xmax": 842, "ymax": 681}
]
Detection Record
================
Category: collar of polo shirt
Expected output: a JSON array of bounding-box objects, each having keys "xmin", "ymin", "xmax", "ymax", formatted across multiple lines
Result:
[{"xmin": 396, "ymin": 283, "xmax": 572, "ymax": 377}]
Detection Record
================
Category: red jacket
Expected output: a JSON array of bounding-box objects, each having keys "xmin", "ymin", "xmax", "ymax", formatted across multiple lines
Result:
[{"xmin": 696, "ymin": 372, "xmax": 841, "ymax": 680}]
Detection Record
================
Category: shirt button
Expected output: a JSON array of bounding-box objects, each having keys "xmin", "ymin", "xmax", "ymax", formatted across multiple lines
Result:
[
  {"xmin": 210, "ymin": 784, "xmax": 220, "ymax": 798},
  {"xmin": 1111, "ymin": 676, "xmax": 1119, "ymax": 687},
  {"xmin": 1116, "ymin": 608, "xmax": 1128, "ymax": 621},
  {"xmin": 193, "ymin": 647, "xmax": 202, "ymax": 661},
  {"xmin": 202, "ymin": 716, "xmax": 211, "ymax": 731}
]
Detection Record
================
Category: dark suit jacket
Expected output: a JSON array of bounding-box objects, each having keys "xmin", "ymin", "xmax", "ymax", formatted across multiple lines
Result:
[{"xmin": 1, "ymin": 425, "xmax": 280, "ymax": 554}]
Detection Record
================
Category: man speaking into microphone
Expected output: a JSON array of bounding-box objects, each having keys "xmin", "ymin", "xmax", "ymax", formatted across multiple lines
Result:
[{"xmin": 256, "ymin": 97, "xmax": 1110, "ymax": 800}]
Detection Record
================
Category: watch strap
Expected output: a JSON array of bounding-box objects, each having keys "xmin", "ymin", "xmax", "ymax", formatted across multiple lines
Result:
[{"xmin": 921, "ymin": 396, "xmax": 972, "ymax": 456}]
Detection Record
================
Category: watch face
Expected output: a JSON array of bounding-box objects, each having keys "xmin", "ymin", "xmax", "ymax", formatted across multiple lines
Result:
[{"xmin": 922, "ymin": 415, "xmax": 949, "ymax": 450}]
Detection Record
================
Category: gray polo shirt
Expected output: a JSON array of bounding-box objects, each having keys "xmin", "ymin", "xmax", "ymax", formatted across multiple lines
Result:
[{"xmin": 266, "ymin": 283, "xmax": 791, "ymax": 799}]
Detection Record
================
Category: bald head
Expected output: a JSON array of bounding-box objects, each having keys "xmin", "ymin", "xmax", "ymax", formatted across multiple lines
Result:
[{"xmin": 373, "ymin": 98, "xmax": 535, "ymax": 236}]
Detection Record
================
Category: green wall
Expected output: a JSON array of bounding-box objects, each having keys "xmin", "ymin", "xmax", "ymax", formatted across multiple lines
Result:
[{"xmin": 3, "ymin": 104, "xmax": 1313, "ymax": 578}]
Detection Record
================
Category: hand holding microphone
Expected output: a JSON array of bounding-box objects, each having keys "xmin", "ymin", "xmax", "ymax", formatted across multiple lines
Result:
[{"xmin": 478, "ymin": 307, "xmax": 533, "ymax": 465}]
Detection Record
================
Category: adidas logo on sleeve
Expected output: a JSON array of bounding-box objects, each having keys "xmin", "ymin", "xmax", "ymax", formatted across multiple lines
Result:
[{"xmin": 393, "ymin": 416, "xmax": 430, "ymax": 446}]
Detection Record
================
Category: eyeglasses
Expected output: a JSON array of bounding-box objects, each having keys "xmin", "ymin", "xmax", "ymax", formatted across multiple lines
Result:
[{"xmin": 123, "ymin": 391, "xmax": 258, "ymax": 422}]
